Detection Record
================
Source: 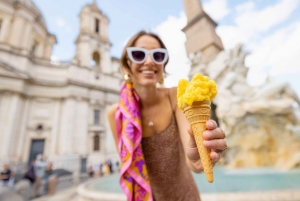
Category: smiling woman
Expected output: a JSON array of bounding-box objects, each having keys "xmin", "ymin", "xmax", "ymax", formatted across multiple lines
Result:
[{"xmin": 106, "ymin": 30, "xmax": 227, "ymax": 201}]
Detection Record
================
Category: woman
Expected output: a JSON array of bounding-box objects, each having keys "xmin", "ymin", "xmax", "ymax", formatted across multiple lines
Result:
[{"xmin": 107, "ymin": 31, "xmax": 227, "ymax": 201}]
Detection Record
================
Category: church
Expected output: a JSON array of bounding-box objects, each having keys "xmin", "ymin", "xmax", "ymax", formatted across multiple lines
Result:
[{"xmin": 0, "ymin": 0, "xmax": 121, "ymax": 173}]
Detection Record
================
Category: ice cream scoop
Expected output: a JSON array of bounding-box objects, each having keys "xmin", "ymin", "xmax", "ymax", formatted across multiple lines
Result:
[{"xmin": 177, "ymin": 73, "xmax": 218, "ymax": 183}]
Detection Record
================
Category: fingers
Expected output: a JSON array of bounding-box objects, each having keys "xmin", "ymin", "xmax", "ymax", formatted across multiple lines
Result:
[
  {"xmin": 203, "ymin": 127, "xmax": 226, "ymax": 140},
  {"xmin": 206, "ymin": 120, "xmax": 217, "ymax": 130},
  {"xmin": 188, "ymin": 120, "xmax": 219, "ymax": 135},
  {"xmin": 186, "ymin": 147, "xmax": 200, "ymax": 162},
  {"xmin": 210, "ymin": 150, "xmax": 223, "ymax": 163},
  {"xmin": 203, "ymin": 139, "xmax": 227, "ymax": 151},
  {"xmin": 187, "ymin": 126, "xmax": 193, "ymax": 135}
]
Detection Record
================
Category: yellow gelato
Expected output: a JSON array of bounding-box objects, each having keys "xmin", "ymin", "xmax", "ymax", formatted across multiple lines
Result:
[
  {"xmin": 177, "ymin": 73, "xmax": 217, "ymax": 110},
  {"xmin": 177, "ymin": 73, "xmax": 218, "ymax": 183}
]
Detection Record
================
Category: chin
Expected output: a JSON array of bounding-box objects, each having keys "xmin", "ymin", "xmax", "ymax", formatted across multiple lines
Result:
[{"xmin": 136, "ymin": 80, "xmax": 157, "ymax": 87}]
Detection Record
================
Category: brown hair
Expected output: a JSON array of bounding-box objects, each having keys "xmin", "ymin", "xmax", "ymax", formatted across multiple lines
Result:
[{"xmin": 120, "ymin": 31, "xmax": 169, "ymax": 73}]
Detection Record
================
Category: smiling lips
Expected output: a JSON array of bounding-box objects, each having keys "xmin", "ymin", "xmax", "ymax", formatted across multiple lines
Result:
[{"xmin": 140, "ymin": 70, "xmax": 156, "ymax": 74}]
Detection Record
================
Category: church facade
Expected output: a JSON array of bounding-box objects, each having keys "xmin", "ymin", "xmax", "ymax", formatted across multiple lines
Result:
[{"xmin": 0, "ymin": 0, "xmax": 121, "ymax": 173}]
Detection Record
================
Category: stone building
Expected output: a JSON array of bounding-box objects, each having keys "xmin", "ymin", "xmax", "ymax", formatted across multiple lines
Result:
[{"xmin": 0, "ymin": 0, "xmax": 121, "ymax": 173}]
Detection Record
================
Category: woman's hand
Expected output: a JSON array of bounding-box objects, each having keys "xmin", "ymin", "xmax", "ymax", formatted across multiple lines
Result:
[{"xmin": 186, "ymin": 120, "xmax": 227, "ymax": 164}]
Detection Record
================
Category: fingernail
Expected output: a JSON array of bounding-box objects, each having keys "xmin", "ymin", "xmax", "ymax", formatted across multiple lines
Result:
[
  {"xmin": 208, "ymin": 121, "xmax": 213, "ymax": 127},
  {"xmin": 203, "ymin": 131, "xmax": 211, "ymax": 139},
  {"xmin": 203, "ymin": 141, "xmax": 211, "ymax": 147}
]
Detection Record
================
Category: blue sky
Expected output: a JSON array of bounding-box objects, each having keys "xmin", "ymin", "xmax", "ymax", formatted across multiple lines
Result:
[{"xmin": 32, "ymin": 0, "xmax": 300, "ymax": 96}]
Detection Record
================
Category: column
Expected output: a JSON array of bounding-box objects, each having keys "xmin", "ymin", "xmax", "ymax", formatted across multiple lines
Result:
[
  {"xmin": 74, "ymin": 99, "xmax": 89, "ymax": 155},
  {"xmin": 16, "ymin": 97, "xmax": 30, "ymax": 159},
  {"xmin": 0, "ymin": 93, "xmax": 22, "ymax": 160},
  {"xmin": 58, "ymin": 98, "xmax": 76, "ymax": 154},
  {"xmin": 50, "ymin": 99, "xmax": 61, "ymax": 155},
  {"xmin": 8, "ymin": 15, "xmax": 25, "ymax": 48},
  {"xmin": 101, "ymin": 45, "xmax": 111, "ymax": 73},
  {"xmin": 0, "ymin": 17, "xmax": 12, "ymax": 42},
  {"xmin": 21, "ymin": 21, "xmax": 32, "ymax": 50},
  {"xmin": 79, "ymin": 41, "xmax": 91, "ymax": 67}
]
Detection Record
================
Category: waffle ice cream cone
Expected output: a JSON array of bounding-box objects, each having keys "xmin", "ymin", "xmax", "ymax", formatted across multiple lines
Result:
[
  {"xmin": 177, "ymin": 73, "xmax": 217, "ymax": 183},
  {"xmin": 183, "ymin": 100, "xmax": 213, "ymax": 183}
]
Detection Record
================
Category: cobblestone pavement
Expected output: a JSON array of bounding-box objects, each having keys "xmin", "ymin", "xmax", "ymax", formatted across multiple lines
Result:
[{"xmin": 32, "ymin": 187, "xmax": 300, "ymax": 201}]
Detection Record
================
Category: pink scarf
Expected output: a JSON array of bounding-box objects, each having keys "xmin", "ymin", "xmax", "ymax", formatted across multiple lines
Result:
[{"xmin": 115, "ymin": 82, "xmax": 153, "ymax": 201}]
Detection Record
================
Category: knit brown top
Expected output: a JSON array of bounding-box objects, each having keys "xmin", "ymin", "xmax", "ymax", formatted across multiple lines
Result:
[{"xmin": 142, "ymin": 114, "xmax": 201, "ymax": 201}]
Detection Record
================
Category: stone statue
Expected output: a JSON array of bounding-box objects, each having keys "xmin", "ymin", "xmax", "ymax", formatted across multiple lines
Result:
[{"xmin": 189, "ymin": 43, "xmax": 300, "ymax": 169}]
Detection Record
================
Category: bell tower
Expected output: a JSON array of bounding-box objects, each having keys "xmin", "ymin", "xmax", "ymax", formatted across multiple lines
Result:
[
  {"xmin": 182, "ymin": 0, "xmax": 224, "ymax": 61},
  {"xmin": 74, "ymin": 1, "xmax": 111, "ymax": 73}
]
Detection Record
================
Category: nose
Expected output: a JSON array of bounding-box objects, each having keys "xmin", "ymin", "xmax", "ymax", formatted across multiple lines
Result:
[{"xmin": 144, "ymin": 54, "xmax": 154, "ymax": 65}]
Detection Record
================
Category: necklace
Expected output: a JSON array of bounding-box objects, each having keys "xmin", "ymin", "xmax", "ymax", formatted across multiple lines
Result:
[
  {"xmin": 144, "ymin": 106, "xmax": 156, "ymax": 127},
  {"xmin": 148, "ymin": 121, "xmax": 154, "ymax": 127}
]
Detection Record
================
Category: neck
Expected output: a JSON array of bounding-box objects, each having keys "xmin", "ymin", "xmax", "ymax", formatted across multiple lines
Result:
[{"xmin": 134, "ymin": 84, "xmax": 160, "ymax": 108}]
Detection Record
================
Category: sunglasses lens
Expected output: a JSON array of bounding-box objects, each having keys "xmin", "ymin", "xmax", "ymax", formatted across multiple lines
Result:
[
  {"xmin": 131, "ymin": 51, "xmax": 145, "ymax": 62},
  {"xmin": 153, "ymin": 52, "xmax": 165, "ymax": 62}
]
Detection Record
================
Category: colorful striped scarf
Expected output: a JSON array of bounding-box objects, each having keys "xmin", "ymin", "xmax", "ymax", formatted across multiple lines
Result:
[{"xmin": 115, "ymin": 82, "xmax": 153, "ymax": 201}]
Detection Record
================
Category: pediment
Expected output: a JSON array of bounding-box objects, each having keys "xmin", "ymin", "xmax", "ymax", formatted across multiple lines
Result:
[{"xmin": 0, "ymin": 60, "xmax": 28, "ymax": 79}]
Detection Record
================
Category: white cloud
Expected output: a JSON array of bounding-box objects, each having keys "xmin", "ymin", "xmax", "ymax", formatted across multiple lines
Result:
[
  {"xmin": 215, "ymin": 0, "xmax": 300, "ymax": 92},
  {"xmin": 152, "ymin": 12, "xmax": 189, "ymax": 87},
  {"xmin": 235, "ymin": 1, "xmax": 255, "ymax": 13},
  {"xmin": 235, "ymin": 0, "xmax": 299, "ymax": 33},
  {"xmin": 218, "ymin": 0, "xmax": 300, "ymax": 51},
  {"xmin": 56, "ymin": 17, "xmax": 66, "ymax": 27},
  {"xmin": 55, "ymin": 17, "xmax": 72, "ymax": 33},
  {"xmin": 51, "ymin": 55, "xmax": 59, "ymax": 61},
  {"xmin": 203, "ymin": 0, "xmax": 230, "ymax": 21},
  {"xmin": 216, "ymin": 25, "xmax": 243, "ymax": 50},
  {"xmin": 246, "ymin": 22, "xmax": 300, "ymax": 79}
]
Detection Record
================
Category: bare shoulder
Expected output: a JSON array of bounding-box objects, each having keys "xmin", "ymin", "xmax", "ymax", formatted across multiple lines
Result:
[
  {"xmin": 169, "ymin": 87, "xmax": 178, "ymax": 110},
  {"xmin": 107, "ymin": 103, "xmax": 119, "ymax": 118}
]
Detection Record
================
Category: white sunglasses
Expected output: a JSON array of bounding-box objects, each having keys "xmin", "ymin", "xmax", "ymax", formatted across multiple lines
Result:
[{"xmin": 126, "ymin": 47, "xmax": 168, "ymax": 65}]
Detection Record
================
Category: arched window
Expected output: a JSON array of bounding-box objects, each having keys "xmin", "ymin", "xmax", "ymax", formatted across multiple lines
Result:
[
  {"xmin": 93, "ymin": 134, "xmax": 100, "ymax": 151},
  {"xmin": 90, "ymin": 51, "xmax": 100, "ymax": 67}
]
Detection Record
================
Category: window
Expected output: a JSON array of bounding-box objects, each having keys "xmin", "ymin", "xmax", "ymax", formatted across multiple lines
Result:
[
  {"xmin": 94, "ymin": 109, "xmax": 100, "ymax": 125},
  {"xmin": 95, "ymin": 18, "xmax": 100, "ymax": 33},
  {"xmin": 36, "ymin": 124, "xmax": 43, "ymax": 131},
  {"xmin": 31, "ymin": 40, "xmax": 39, "ymax": 55},
  {"xmin": 93, "ymin": 134, "xmax": 100, "ymax": 151},
  {"xmin": 90, "ymin": 51, "xmax": 100, "ymax": 67}
]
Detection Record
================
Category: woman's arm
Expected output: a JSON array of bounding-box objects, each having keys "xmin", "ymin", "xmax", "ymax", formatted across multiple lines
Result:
[
  {"xmin": 170, "ymin": 87, "xmax": 227, "ymax": 173},
  {"xmin": 107, "ymin": 103, "xmax": 119, "ymax": 150}
]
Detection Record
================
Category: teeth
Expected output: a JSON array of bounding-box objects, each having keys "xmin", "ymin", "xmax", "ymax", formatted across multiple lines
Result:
[{"xmin": 141, "ymin": 70, "xmax": 155, "ymax": 74}]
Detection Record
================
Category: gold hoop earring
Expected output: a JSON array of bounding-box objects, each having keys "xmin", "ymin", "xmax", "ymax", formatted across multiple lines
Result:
[
  {"xmin": 159, "ymin": 76, "xmax": 164, "ymax": 85},
  {"xmin": 124, "ymin": 74, "xmax": 132, "ymax": 83}
]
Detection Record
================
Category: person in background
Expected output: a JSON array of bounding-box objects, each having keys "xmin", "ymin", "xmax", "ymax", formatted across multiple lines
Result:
[
  {"xmin": 23, "ymin": 160, "xmax": 36, "ymax": 184},
  {"xmin": 107, "ymin": 31, "xmax": 227, "ymax": 201},
  {"xmin": 107, "ymin": 159, "xmax": 113, "ymax": 174},
  {"xmin": 87, "ymin": 166, "xmax": 94, "ymax": 178},
  {"xmin": 33, "ymin": 154, "xmax": 48, "ymax": 197},
  {"xmin": 104, "ymin": 162, "xmax": 110, "ymax": 175},
  {"xmin": 115, "ymin": 161, "xmax": 120, "ymax": 171},
  {"xmin": 0, "ymin": 163, "xmax": 14, "ymax": 187},
  {"xmin": 44, "ymin": 162, "xmax": 57, "ymax": 195}
]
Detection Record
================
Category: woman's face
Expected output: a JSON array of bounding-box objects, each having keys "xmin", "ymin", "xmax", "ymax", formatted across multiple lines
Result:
[{"xmin": 126, "ymin": 35, "xmax": 164, "ymax": 87}]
